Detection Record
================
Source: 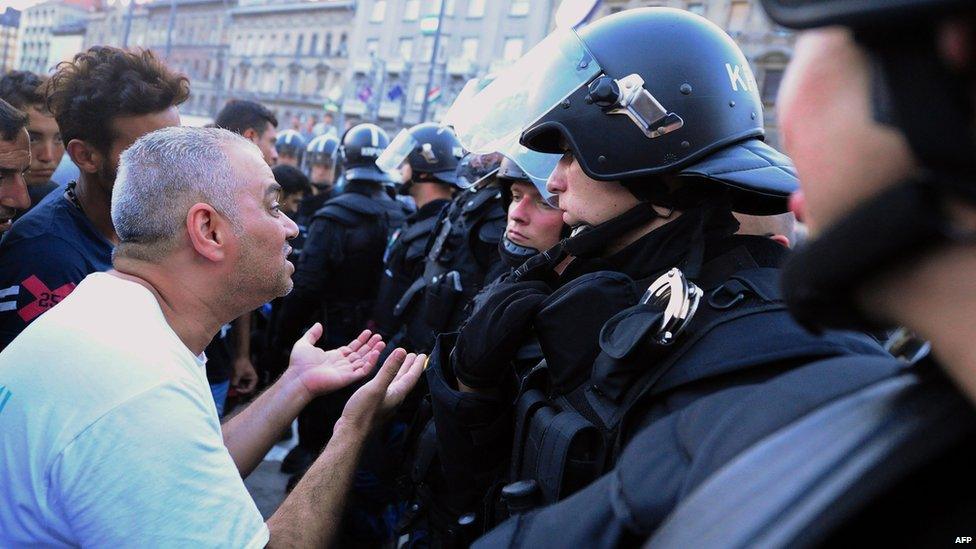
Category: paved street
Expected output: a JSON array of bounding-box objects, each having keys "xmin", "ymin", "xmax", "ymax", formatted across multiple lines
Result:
[{"xmin": 242, "ymin": 422, "xmax": 297, "ymax": 519}]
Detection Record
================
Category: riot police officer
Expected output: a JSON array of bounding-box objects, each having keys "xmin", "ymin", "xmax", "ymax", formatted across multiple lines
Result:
[
  {"xmin": 388, "ymin": 149, "xmax": 508, "ymax": 356},
  {"xmin": 275, "ymin": 128, "xmax": 306, "ymax": 167},
  {"xmin": 295, "ymin": 133, "xmax": 340, "ymax": 229},
  {"xmin": 372, "ymin": 123, "xmax": 465, "ymax": 347},
  {"xmin": 413, "ymin": 8, "xmax": 897, "ymax": 545},
  {"xmin": 272, "ymin": 123, "xmax": 409, "ymax": 524}
]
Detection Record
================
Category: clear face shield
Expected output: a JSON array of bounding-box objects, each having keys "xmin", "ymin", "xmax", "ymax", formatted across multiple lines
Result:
[
  {"xmin": 504, "ymin": 143, "xmax": 561, "ymax": 208},
  {"xmin": 375, "ymin": 129, "xmax": 417, "ymax": 175},
  {"xmin": 442, "ymin": 27, "xmax": 601, "ymax": 175}
]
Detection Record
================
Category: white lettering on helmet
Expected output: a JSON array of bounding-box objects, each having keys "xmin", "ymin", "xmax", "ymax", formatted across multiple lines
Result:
[{"xmin": 726, "ymin": 63, "xmax": 751, "ymax": 92}]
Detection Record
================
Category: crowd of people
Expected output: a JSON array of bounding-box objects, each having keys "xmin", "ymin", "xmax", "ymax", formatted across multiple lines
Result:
[{"xmin": 1, "ymin": 0, "xmax": 975, "ymax": 546}]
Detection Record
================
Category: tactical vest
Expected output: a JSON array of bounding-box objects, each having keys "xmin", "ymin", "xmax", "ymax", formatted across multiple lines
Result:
[
  {"xmin": 500, "ymin": 246, "xmax": 887, "ymax": 516},
  {"xmin": 399, "ymin": 183, "xmax": 507, "ymax": 353},
  {"xmin": 373, "ymin": 213, "xmax": 442, "ymax": 341},
  {"xmin": 406, "ymin": 244, "xmax": 887, "ymax": 544},
  {"xmin": 313, "ymin": 191, "xmax": 408, "ymax": 345}
]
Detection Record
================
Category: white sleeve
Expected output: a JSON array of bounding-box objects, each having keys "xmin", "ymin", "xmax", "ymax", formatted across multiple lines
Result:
[{"xmin": 48, "ymin": 380, "xmax": 270, "ymax": 549}]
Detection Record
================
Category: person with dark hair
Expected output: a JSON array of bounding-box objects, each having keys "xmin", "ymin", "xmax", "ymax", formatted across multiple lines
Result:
[
  {"xmin": 0, "ymin": 71, "xmax": 63, "ymax": 212},
  {"xmin": 272, "ymin": 164, "xmax": 312, "ymax": 219},
  {"xmin": 0, "ymin": 46, "xmax": 188, "ymax": 350},
  {"xmin": 0, "ymin": 98, "xmax": 31, "ymax": 234},
  {"xmin": 215, "ymin": 99, "xmax": 279, "ymax": 166}
]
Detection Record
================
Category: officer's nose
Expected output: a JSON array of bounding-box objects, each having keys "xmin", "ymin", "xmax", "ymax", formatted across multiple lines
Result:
[
  {"xmin": 547, "ymin": 155, "xmax": 572, "ymax": 195},
  {"xmin": 35, "ymin": 140, "xmax": 53, "ymax": 163}
]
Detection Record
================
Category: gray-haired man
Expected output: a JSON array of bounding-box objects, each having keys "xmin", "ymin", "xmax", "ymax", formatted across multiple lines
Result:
[{"xmin": 0, "ymin": 126, "xmax": 425, "ymax": 547}]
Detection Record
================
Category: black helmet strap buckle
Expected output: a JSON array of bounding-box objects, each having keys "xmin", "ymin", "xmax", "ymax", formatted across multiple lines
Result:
[
  {"xmin": 587, "ymin": 74, "xmax": 684, "ymax": 139},
  {"xmin": 640, "ymin": 267, "xmax": 702, "ymax": 345}
]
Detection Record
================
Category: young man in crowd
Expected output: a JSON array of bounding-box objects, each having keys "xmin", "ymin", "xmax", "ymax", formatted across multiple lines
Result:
[{"xmin": 0, "ymin": 47, "xmax": 186, "ymax": 350}]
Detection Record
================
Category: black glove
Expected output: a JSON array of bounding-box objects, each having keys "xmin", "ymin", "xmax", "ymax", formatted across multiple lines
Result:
[{"xmin": 453, "ymin": 280, "xmax": 550, "ymax": 389}]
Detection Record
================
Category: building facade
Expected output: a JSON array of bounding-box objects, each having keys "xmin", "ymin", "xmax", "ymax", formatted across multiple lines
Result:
[
  {"xmin": 0, "ymin": 8, "xmax": 21, "ymax": 74},
  {"xmin": 223, "ymin": 0, "xmax": 355, "ymax": 128},
  {"xmin": 84, "ymin": 0, "xmax": 150, "ymax": 51},
  {"xmin": 341, "ymin": 0, "xmax": 553, "ymax": 130},
  {"xmin": 17, "ymin": 0, "xmax": 92, "ymax": 74}
]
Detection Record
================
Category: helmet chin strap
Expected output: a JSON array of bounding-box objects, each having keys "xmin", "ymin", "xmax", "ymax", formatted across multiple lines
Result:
[{"xmin": 563, "ymin": 202, "xmax": 664, "ymax": 258}]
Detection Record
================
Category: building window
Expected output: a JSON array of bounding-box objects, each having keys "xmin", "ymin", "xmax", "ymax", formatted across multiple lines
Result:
[
  {"xmin": 371, "ymin": 0, "xmax": 388, "ymax": 23},
  {"xmin": 761, "ymin": 68, "xmax": 784, "ymax": 104},
  {"xmin": 339, "ymin": 33, "xmax": 348, "ymax": 56},
  {"xmin": 404, "ymin": 0, "xmax": 420, "ymax": 21},
  {"xmin": 325, "ymin": 33, "xmax": 333, "ymax": 55},
  {"xmin": 687, "ymin": 2, "xmax": 705, "ymax": 16},
  {"xmin": 727, "ymin": 0, "xmax": 750, "ymax": 33},
  {"xmin": 460, "ymin": 37, "xmax": 478, "ymax": 62},
  {"xmin": 510, "ymin": 0, "xmax": 530, "ymax": 16},
  {"xmin": 295, "ymin": 34, "xmax": 304, "ymax": 56},
  {"xmin": 399, "ymin": 37, "xmax": 414, "ymax": 60},
  {"xmin": 467, "ymin": 0, "xmax": 485, "ymax": 18},
  {"xmin": 502, "ymin": 37, "xmax": 523, "ymax": 62},
  {"xmin": 310, "ymin": 33, "xmax": 318, "ymax": 55}
]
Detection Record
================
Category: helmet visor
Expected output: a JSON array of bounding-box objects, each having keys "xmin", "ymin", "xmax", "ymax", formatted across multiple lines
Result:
[
  {"xmin": 443, "ymin": 27, "xmax": 601, "ymax": 156},
  {"xmin": 376, "ymin": 129, "xmax": 417, "ymax": 174},
  {"xmin": 504, "ymin": 142, "xmax": 560, "ymax": 206}
]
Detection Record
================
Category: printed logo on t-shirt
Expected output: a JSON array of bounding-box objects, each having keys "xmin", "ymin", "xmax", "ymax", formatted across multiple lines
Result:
[
  {"xmin": 0, "ymin": 285, "xmax": 18, "ymax": 312},
  {"xmin": 0, "ymin": 385, "xmax": 11, "ymax": 415},
  {"xmin": 17, "ymin": 275, "xmax": 76, "ymax": 322}
]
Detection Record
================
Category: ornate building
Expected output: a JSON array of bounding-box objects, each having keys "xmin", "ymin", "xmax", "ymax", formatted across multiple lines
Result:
[
  {"xmin": 223, "ymin": 0, "xmax": 355, "ymax": 127},
  {"xmin": 0, "ymin": 8, "xmax": 21, "ymax": 74},
  {"xmin": 17, "ymin": 0, "xmax": 93, "ymax": 74}
]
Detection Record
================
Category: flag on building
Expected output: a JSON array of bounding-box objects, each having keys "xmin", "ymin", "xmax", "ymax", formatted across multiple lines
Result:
[
  {"xmin": 357, "ymin": 85, "xmax": 373, "ymax": 103},
  {"xmin": 387, "ymin": 84, "xmax": 404, "ymax": 101},
  {"xmin": 427, "ymin": 85, "xmax": 442, "ymax": 104}
]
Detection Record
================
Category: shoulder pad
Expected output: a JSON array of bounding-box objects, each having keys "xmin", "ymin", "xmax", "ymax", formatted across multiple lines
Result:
[{"xmin": 314, "ymin": 193, "xmax": 386, "ymax": 225}]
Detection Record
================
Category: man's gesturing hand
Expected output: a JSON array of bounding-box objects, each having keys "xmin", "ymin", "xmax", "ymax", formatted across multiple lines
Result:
[
  {"xmin": 339, "ymin": 348, "xmax": 427, "ymax": 431},
  {"xmin": 285, "ymin": 324, "xmax": 386, "ymax": 400}
]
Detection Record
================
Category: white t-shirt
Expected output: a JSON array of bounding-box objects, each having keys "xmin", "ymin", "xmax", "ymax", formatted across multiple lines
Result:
[{"xmin": 0, "ymin": 273, "xmax": 269, "ymax": 548}]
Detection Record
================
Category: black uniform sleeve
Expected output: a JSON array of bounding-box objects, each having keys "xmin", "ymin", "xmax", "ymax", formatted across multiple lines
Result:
[
  {"xmin": 0, "ymin": 235, "xmax": 91, "ymax": 349},
  {"xmin": 426, "ymin": 333, "xmax": 514, "ymax": 515},
  {"xmin": 272, "ymin": 217, "xmax": 344, "ymax": 354}
]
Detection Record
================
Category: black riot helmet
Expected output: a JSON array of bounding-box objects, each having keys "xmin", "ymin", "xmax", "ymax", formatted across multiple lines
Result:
[
  {"xmin": 275, "ymin": 129, "xmax": 307, "ymax": 160},
  {"xmin": 338, "ymin": 123, "xmax": 397, "ymax": 184},
  {"xmin": 305, "ymin": 134, "xmax": 339, "ymax": 167},
  {"xmin": 446, "ymin": 7, "xmax": 798, "ymax": 214},
  {"xmin": 377, "ymin": 123, "xmax": 465, "ymax": 187},
  {"xmin": 496, "ymin": 150, "xmax": 559, "ymax": 210}
]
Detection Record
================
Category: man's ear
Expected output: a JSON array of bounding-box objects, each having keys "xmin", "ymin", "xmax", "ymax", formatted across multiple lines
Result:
[
  {"xmin": 186, "ymin": 203, "xmax": 230, "ymax": 262},
  {"xmin": 769, "ymin": 234, "xmax": 792, "ymax": 249},
  {"xmin": 242, "ymin": 127, "xmax": 259, "ymax": 144},
  {"xmin": 66, "ymin": 139, "xmax": 102, "ymax": 175}
]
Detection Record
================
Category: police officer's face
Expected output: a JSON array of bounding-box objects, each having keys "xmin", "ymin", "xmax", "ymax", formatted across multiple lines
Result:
[
  {"xmin": 507, "ymin": 180, "xmax": 564, "ymax": 251},
  {"xmin": 778, "ymin": 29, "xmax": 916, "ymax": 235},
  {"xmin": 231, "ymin": 146, "xmax": 299, "ymax": 298},
  {"xmin": 0, "ymin": 129, "xmax": 31, "ymax": 232},
  {"xmin": 310, "ymin": 162, "xmax": 334, "ymax": 185},
  {"xmin": 546, "ymin": 152, "xmax": 639, "ymax": 227}
]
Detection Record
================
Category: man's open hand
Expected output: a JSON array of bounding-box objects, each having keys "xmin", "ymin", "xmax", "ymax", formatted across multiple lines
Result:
[
  {"xmin": 339, "ymin": 348, "xmax": 427, "ymax": 431},
  {"xmin": 285, "ymin": 324, "xmax": 385, "ymax": 400}
]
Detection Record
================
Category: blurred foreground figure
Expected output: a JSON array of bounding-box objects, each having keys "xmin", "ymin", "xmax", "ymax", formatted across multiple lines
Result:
[
  {"xmin": 650, "ymin": 0, "xmax": 976, "ymax": 546},
  {"xmin": 0, "ymin": 99, "xmax": 31, "ymax": 232}
]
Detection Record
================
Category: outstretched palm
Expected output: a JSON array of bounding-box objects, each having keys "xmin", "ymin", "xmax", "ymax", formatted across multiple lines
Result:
[{"xmin": 287, "ymin": 323, "xmax": 385, "ymax": 399}]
